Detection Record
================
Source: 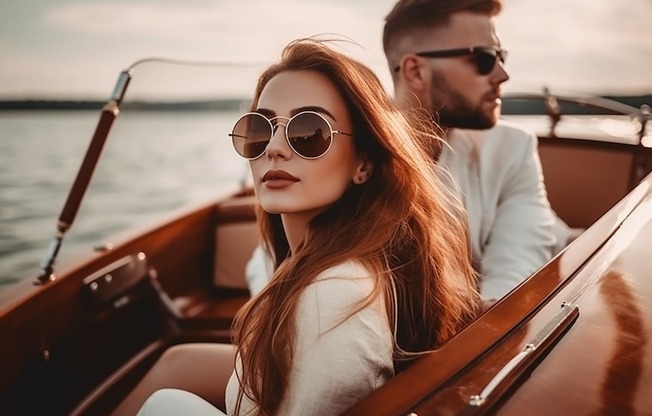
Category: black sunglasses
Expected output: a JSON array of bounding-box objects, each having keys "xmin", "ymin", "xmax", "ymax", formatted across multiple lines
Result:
[
  {"xmin": 394, "ymin": 46, "xmax": 507, "ymax": 75},
  {"xmin": 229, "ymin": 111, "xmax": 354, "ymax": 160}
]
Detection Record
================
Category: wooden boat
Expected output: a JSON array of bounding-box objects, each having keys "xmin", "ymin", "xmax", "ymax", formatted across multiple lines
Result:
[{"xmin": 1, "ymin": 59, "xmax": 651, "ymax": 415}]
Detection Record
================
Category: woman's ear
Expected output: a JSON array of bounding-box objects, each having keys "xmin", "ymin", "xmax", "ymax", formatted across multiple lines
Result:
[{"xmin": 353, "ymin": 158, "xmax": 374, "ymax": 185}]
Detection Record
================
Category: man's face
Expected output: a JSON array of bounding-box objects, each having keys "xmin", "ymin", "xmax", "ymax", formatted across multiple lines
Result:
[{"xmin": 422, "ymin": 12, "xmax": 509, "ymax": 129}]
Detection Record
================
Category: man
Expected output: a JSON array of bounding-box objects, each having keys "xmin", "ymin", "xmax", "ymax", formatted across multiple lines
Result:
[{"xmin": 383, "ymin": 0, "xmax": 569, "ymax": 299}]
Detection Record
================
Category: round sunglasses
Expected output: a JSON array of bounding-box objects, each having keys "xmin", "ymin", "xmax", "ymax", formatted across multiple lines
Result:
[
  {"xmin": 229, "ymin": 110, "xmax": 354, "ymax": 160},
  {"xmin": 394, "ymin": 46, "xmax": 507, "ymax": 75}
]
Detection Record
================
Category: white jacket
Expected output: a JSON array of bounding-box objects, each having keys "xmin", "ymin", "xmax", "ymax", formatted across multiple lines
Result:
[{"xmin": 440, "ymin": 121, "xmax": 568, "ymax": 299}]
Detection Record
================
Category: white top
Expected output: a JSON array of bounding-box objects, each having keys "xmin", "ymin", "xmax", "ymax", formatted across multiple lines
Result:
[
  {"xmin": 439, "ymin": 121, "xmax": 569, "ymax": 299},
  {"xmin": 227, "ymin": 261, "xmax": 394, "ymax": 415}
]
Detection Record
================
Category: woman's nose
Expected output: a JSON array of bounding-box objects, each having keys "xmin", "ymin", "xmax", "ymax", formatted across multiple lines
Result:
[{"xmin": 265, "ymin": 123, "xmax": 292, "ymax": 160}]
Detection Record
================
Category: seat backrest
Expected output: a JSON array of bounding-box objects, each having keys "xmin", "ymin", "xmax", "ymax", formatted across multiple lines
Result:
[
  {"xmin": 538, "ymin": 141, "xmax": 634, "ymax": 229},
  {"xmin": 212, "ymin": 195, "xmax": 259, "ymax": 290}
]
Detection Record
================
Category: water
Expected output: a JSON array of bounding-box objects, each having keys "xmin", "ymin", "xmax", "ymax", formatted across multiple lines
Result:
[{"xmin": 0, "ymin": 110, "xmax": 248, "ymax": 291}]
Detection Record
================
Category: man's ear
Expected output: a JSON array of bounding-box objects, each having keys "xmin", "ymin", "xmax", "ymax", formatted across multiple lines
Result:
[
  {"xmin": 400, "ymin": 54, "xmax": 429, "ymax": 92},
  {"xmin": 353, "ymin": 158, "xmax": 374, "ymax": 185}
]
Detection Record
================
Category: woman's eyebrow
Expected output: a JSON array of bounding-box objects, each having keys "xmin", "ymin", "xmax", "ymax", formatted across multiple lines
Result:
[
  {"xmin": 254, "ymin": 106, "xmax": 337, "ymax": 121},
  {"xmin": 254, "ymin": 108, "xmax": 276, "ymax": 118},
  {"xmin": 291, "ymin": 106, "xmax": 337, "ymax": 121}
]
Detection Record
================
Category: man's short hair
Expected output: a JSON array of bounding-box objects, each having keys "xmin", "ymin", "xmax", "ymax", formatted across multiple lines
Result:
[{"xmin": 383, "ymin": 0, "xmax": 502, "ymax": 57}]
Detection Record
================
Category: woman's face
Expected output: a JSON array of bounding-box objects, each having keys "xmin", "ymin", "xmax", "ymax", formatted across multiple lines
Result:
[{"xmin": 249, "ymin": 70, "xmax": 366, "ymax": 219}]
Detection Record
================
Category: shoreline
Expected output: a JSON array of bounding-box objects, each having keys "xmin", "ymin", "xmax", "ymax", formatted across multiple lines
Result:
[{"xmin": 1, "ymin": 94, "xmax": 650, "ymax": 114}]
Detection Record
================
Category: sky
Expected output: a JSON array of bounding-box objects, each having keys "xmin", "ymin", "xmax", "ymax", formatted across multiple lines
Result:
[{"xmin": 1, "ymin": 0, "xmax": 651, "ymax": 100}]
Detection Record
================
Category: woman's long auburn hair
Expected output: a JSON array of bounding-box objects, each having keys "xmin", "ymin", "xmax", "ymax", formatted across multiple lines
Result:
[{"xmin": 231, "ymin": 38, "xmax": 480, "ymax": 415}]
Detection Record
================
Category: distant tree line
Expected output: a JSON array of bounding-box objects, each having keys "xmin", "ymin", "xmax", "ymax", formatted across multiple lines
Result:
[
  {"xmin": 0, "ymin": 95, "xmax": 649, "ymax": 114},
  {"xmin": 0, "ymin": 99, "xmax": 250, "ymax": 112}
]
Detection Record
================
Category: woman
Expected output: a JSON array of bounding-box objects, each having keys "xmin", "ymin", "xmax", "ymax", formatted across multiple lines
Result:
[{"xmin": 138, "ymin": 38, "xmax": 480, "ymax": 416}]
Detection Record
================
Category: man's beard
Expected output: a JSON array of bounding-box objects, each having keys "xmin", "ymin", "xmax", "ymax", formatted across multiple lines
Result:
[{"xmin": 429, "ymin": 73, "xmax": 498, "ymax": 130}]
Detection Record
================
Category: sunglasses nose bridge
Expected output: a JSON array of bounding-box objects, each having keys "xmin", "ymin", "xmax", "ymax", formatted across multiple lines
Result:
[
  {"xmin": 492, "ymin": 49, "xmax": 507, "ymax": 69},
  {"xmin": 498, "ymin": 49, "xmax": 507, "ymax": 64},
  {"xmin": 265, "ymin": 119, "xmax": 295, "ymax": 160},
  {"xmin": 269, "ymin": 116, "xmax": 290, "ymax": 139}
]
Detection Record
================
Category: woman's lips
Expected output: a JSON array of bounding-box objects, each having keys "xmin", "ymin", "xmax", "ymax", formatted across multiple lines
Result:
[{"xmin": 262, "ymin": 169, "xmax": 299, "ymax": 188}]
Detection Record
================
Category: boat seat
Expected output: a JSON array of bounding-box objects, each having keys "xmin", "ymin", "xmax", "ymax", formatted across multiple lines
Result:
[{"xmin": 171, "ymin": 195, "xmax": 258, "ymax": 327}]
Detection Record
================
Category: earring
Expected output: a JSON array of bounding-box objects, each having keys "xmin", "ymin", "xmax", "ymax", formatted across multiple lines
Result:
[{"xmin": 356, "ymin": 175, "xmax": 364, "ymax": 184}]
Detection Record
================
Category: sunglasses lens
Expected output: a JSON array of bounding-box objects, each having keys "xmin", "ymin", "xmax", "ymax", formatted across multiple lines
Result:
[
  {"xmin": 475, "ymin": 51, "xmax": 497, "ymax": 75},
  {"xmin": 287, "ymin": 113, "xmax": 332, "ymax": 158},
  {"xmin": 231, "ymin": 113, "xmax": 271, "ymax": 158}
]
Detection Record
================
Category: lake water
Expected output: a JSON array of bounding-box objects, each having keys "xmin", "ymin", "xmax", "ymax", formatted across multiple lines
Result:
[{"xmin": 0, "ymin": 110, "xmax": 248, "ymax": 291}]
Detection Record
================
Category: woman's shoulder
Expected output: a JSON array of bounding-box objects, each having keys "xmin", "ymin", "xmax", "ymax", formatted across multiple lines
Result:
[
  {"xmin": 296, "ymin": 260, "xmax": 380, "ymax": 316},
  {"xmin": 309, "ymin": 260, "xmax": 376, "ymax": 297},
  {"xmin": 296, "ymin": 260, "xmax": 389, "ymax": 341},
  {"xmin": 315, "ymin": 260, "xmax": 374, "ymax": 279}
]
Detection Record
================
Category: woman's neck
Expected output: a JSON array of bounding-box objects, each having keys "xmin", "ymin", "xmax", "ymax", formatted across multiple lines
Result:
[{"xmin": 280, "ymin": 213, "xmax": 313, "ymax": 253}]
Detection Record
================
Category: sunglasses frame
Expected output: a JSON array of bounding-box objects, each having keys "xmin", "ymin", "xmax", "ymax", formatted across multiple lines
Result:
[
  {"xmin": 394, "ymin": 46, "xmax": 507, "ymax": 75},
  {"xmin": 229, "ymin": 110, "xmax": 354, "ymax": 160}
]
